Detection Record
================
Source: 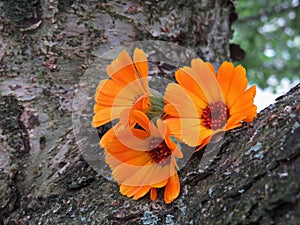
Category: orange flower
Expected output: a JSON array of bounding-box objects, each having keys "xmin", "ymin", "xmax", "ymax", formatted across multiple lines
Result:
[
  {"xmin": 164, "ymin": 59, "xmax": 257, "ymax": 149},
  {"xmin": 92, "ymin": 48, "xmax": 150, "ymax": 128},
  {"xmin": 103, "ymin": 110, "xmax": 183, "ymax": 204}
]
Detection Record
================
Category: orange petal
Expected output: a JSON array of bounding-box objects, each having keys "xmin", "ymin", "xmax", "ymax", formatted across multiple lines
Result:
[
  {"xmin": 105, "ymin": 143, "xmax": 149, "ymax": 163},
  {"xmin": 164, "ymin": 173, "xmax": 180, "ymax": 204},
  {"xmin": 120, "ymin": 184, "xmax": 140, "ymax": 197},
  {"xmin": 191, "ymin": 59, "xmax": 224, "ymax": 103},
  {"xmin": 205, "ymin": 62, "xmax": 216, "ymax": 76},
  {"xmin": 194, "ymin": 126, "xmax": 213, "ymax": 147},
  {"xmin": 225, "ymin": 114, "xmax": 246, "ymax": 130},
  {"xmin": 246, "ymin": 85, "xmax": 256, "ymax": 97},
  {"xmin": 122, "ymin": 163, "xmax": 172, "ymax": 187},
  {"xmin": 96, "ymin": 94, "xmax": 135, "ymax": 108},
  {"xmin": 92, "ymin": 107, "xmax": 123, "ymax": 127},
  {"xmin": 169, "ymin": 122, "xmax": 212, "ymax": 149},
  {"xmin": 216, "ymin": 62, "xmax": 235, "ymax": 100},
  {"xmin": 133, "ymin": 48, "xmax": 149, "ymax": 92},
  {"xmin": 152, "ymin": 163, "xmax": 178, "ymax": 185},
  {"xmin": 95, "ymin": 79, "xmax": 122, "ymax": 102},
  {"xmin": 118, "ymin": 132, "xmax": 150, "ymax": 151},
  {"xmin": 194, "ymin": 135, "xmax": 211, "ymax": 151},
  {"xmin": 119, "ymin": 108, "xmax": 147, "ymax": 128},
  {"xmin": 223, "ymin": 65, "xmax": 248, "ymax": 108},
  {"xmin": 106, "ymin": 50, "xmax": 138, "ymax": 83},
  {"xmin": 174, "ymin": 68, "xmax": 207, "ymax": 103},
  {"xmin": 96, "ymin": 79, "xmax": 148, "ymax": 108},
  {"xmin": 130, "ymin": 110, "xmax": 151, "ymax": 131},
  {"xmin": 94, "ymin": 79, "xmax": 109, "ymax": 100},
  {"xmin": 241, "ymin": 86, "xmax": 257, "ymax": 122},
  {"xmin": 164, "ymin": 118, "xmax": 183, "ymax": 135},
  {"xmin": 100, "ymin": 125, "xmax": 120, "ymax": 147},
  {"xmin": 150, "ymin": 188, "xmax": 157, "ymax": 201},
  {"xmin": 110, "ymin": 161, "xmax": 151, "ymax": 185},
  {"xmin": 165, "ymin": 118, "xmax": 205, "ymax": 147},
  {"xmin": 164, "ymin": 133, "xmax": 177, "ymax": 149},
  {"xmin": 93, "ymin": 104, "xmax": 104, "ymax": 115},
  {"xmin": 163, "ymin": 104, "xmax": 179, "ymax": 117},
  {"xmin": 151, "ymin": 179, "xmax": 169, "ymax": 188},
  {"xmin": 121, "ymin": 131, "xmax": 153, "ymax": 151},
  {"xmin": 116, "ymin": 79, "xmax": 148, "ymax": 99},
  {"xmin": 124, "ymin": 164, "xmax": 171, "ymax": 187},
  {"xmin": 132, "ymin": 185, "xmax": 151, "ymax": 200},
  {"xmin": 129, "ymin": 110, "xmax": 162, "ymax": 138},
  {"xmin": 229, "ymin": 90, "xmax": 256, "ymax": 117},
  {"xmin": 164, "ymin": 83, "xmax": 203, "ymax": 118},
  {"xmin": 114, "ymin": 149, "xmax": 151, "ymax": 166},
  {"xmin": 114, "ymin": 162, "xmax": 156, "ymax": 186},
  {"xmin": 155, "ymin": 119, "xmax": 169, "ymax": 139},
  {"xmin": 164, "ymin": 136, "xmax": 183, "ymax": 158},
  {"xmin": 105, "ymin": 50, "xmax": 149, "ymax": 99},
  {"xmin": 173, "ymin": 147, "xmax": 183, "ymax": 158},
  {"xmin": 242, "ymin": 105, "xmax": 257, "ymax": 122}
]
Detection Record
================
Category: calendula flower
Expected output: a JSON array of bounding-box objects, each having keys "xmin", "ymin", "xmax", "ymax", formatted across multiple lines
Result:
[
  {"xmin": 103, "ymin": 110, "xmax": 183, "ymax": 204},
  {"xmin": 91, "ymin": 47, "xmax": 257, "ymax": 204},
  {"xmin": 164, "ymin": 59, "xmax": 257, "ymax": 149},
  {"xmin": 92, "ymin": 48, "xmax": 150, "ymax": 128}
]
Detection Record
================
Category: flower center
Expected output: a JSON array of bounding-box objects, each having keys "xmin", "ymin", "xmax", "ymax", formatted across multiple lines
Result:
[
  {"xmin": 148, "ymin": 138, "xmax": 171, "ymax": 166},
  {"xmin": 201, "ymin": 101, "xmax": 229, "ymax": 130}
]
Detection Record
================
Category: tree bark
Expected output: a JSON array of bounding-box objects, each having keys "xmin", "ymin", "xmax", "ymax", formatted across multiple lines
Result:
[{"xmin": 0, "ymin": 0, "xmax": 299, "ymax": 224}]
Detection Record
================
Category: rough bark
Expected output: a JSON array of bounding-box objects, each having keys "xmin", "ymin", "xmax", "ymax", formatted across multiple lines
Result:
[{"xmin": 0, "ymin": 0, "xmax": 299, "ymax": 224}]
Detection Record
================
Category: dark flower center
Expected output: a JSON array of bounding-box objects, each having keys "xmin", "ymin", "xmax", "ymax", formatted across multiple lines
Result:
[
  {"xmin": 148, "ymin": 138, "xmax": 171, "ymax": 166},
  {"xmin": 201, "ymin": 101, "xmax": 229, "ymax": 130}
]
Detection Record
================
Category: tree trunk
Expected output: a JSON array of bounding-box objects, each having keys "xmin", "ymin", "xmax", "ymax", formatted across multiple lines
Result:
[{"xmin": 0, "ymin": 0, "xmax": 299, "ymax": 224}]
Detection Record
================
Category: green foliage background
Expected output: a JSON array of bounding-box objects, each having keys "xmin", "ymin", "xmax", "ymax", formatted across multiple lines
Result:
[{"xmin": 232, "ymin": 0, "xmax": 300, "ymax": 91}]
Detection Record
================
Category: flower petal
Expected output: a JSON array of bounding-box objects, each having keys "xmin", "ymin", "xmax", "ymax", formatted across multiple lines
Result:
[
  {"xmin": 151, "ymin": 179, "xmax": 169, "ymax": 188},
  {"xmin": 132, "ymin": 185, "xmax": 151, "ymax": 200},
  {"xmin": 120, "ymin": 184, "xmax": 139, "ymax": 197},
  {"xmin": 216, "ymin": 61, "xmax": 235, "ymax": 100},
  {"xmin": 150, "ymin": 188, "xmax": 157, "ymax": 201},
  {"xmin": 225, "ymin": 114, "xmax": 246, "ymax": 130},
  {"xmin": 164, "ymin": 83, "xmax": 203, "ymax": 118},
  {"xmin": 230, "ymin": 88, "xmax": 257, "ymax": 118},
  {"xmin": 164, "ymin": 173, "xmax": 180, "ymax": 204},
  {"xmin": 133, "ymin": 48, "xmax": 149, "ymax": 91},
  {"xmin": 205, "ymin": 62, "xmax": 216, "ymax": 76},
  {"xmin": 243, "ymin": 105, "xmax": 257, "ymax": 122},
  {"xmin": 106, "ymin": 50, "xmax": 138, "ymax": 83},
  {"xmin": 100, "ymin": 125, "xmax": 122, "ymax": 147},
  {"xmin": 194, "ymin": 135, "xmax": 211, "ymax": 151},
  {"xmin": 174, "ymin": 68, "xmax": 208, "ymax": 103},
  {"xmin": 221, "ymin": 64, "xmax": 248, "ymax": 108},
  {"xmin": 191, "ymin": 58, "xmax": 224, "ymax": 103},
  {"xmin": 164, "ymin": 118, "xmax": 208, "ymax": 146},
  {"xmin": 92, "ymin": 107, "xmax": 124, "ymax": 127},
  {"xmin": 119, "ymin": 164, "xmax": 163, "ymax": 186}
]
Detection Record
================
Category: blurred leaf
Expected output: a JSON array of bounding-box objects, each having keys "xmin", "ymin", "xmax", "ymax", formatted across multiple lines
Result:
[{"xmin": 232, "ymin": 0, "xmax": 300, "ymax": 92}]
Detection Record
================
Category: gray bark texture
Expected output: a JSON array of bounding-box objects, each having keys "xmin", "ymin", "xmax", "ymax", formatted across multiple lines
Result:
[{"xmin": 0, "ymin": 0, "xmax": 299, "ymax": 224}]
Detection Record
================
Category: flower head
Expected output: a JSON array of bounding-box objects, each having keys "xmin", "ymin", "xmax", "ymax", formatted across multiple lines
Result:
[
  {"xmin": 91, "ymin": 47, "xmax": 257, "ymax": 204},
  {"xmin": 164, "ymin": 59, "xmax": 257, "ymax": 149},
  {"xmin": 92, "ymin": 48, "xmax": 150, "ymax": 128},
  {"xmin": 103, "ymin": 110, "xmax": 182, "ymax": 204}
]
